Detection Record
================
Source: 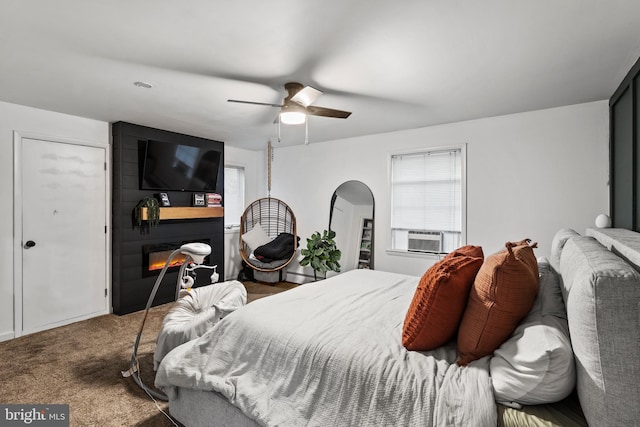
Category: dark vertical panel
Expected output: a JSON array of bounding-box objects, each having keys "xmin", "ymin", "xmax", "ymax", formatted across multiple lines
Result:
[
  {"xmin": 612, "ymin": 87, "xmax": 633, "ymax": 229},
  {"xmin": 112, "ymin": 122, "xmax": 225, "ymax": 314},
  {"xmin": 610, "ymin": 56, "xmax": 640, "ymax": 231},
  {"xmin": 635, "ymin": 75, "xmax": 640, "ymax": 230}
]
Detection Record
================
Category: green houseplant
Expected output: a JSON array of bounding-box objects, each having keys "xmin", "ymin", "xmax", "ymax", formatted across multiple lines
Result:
[
  {"xmin": 134, "ymin": 196, "xmax": 161, "ymax": 231},
  {"xmin": 300, "ymin": 229, "xmax": 342, "ymax": 281}
]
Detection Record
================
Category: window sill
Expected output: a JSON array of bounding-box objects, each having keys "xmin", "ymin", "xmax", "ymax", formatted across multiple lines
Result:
[
  {"xmin": 386, "ymin": 249, "xmax": 445, "ymax": 260},
  {"xmin": 224, "ymin": 226, "xmax": 240, "ymax": 235}
]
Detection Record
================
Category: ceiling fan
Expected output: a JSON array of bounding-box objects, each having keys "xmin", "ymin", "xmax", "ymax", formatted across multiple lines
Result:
[{"xmin": 227, "ymin": 82, "xmax": 352, "ymax": 125}]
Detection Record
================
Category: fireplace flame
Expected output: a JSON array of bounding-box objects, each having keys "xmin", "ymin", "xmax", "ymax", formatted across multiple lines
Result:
[{"xmin": 148, "ymin": 251, "xmax": 187, "ymax": 271}]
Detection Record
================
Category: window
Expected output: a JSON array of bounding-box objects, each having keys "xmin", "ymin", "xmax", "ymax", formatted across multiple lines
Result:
[
  {"xmin": 224, "ymin": 166, "xmax": 245, "ymax": 230},
  {"xmin": 390, "ymin": 147, "xmax": 465, "ymax": 254}
]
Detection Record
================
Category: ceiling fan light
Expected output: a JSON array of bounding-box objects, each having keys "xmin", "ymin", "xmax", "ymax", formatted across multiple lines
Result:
[{"xmin": 280, "ymin": 111, "xmax": 306, "ymax": 125}]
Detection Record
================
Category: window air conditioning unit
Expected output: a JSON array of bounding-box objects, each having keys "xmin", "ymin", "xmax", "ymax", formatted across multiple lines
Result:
[{"xmin": 408, "ymin": 230, "xmax": 442, "ymax": 253}]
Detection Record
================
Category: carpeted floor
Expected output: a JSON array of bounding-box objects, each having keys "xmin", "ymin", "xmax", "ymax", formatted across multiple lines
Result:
[{"xmin": 0, "ymin": 281, "xmax": 296, "ymax": 427}]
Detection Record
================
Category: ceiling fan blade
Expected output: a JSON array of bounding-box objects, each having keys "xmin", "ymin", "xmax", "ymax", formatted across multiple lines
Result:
[
  {"xmin": 227, "ymin": 99, "xmax": 283, "ymax": 107},
  {"xmin": 306, "ymin": 105, "xmax": 352, "ymax": 119},
  {"xmin": 290, "ymin": 86, "xmax": 322, "ymax": 107}
]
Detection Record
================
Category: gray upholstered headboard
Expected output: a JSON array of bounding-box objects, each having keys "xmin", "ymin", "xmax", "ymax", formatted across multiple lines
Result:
[{"xmin": 551, "ymin": 228, "xmax": 640, "ymax": 427}]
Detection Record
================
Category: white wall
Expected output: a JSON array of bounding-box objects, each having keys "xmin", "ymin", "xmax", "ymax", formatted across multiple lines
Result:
[
  {"xmin": 223, "ymin": 145, "xmax": 265, "ymax": 280},
  {"xmin": 0, "ymin": 101, "xmax": 109, "ymax": 341},
  {"xmin": 0, "ymin": 99, "xmax": 610, "ymax": 337},
  {"xmin": 270, "ymin": 101, "xmax": 609, "ymax": 281}
]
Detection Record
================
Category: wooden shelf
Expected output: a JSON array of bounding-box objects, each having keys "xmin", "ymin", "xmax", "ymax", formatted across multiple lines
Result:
[{"xmin": 140, "ymin": 206, "xmax": 223, "ymax": 220}]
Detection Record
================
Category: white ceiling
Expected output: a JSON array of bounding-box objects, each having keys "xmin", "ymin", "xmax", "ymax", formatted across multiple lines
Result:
[{"xmin": 1, "ymin": 1, "xmax": 639, "ymax": 150}]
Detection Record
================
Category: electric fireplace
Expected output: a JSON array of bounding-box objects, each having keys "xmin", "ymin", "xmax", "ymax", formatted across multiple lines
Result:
[{"xmin": 142, "ymin": 240, "xmax": 211, "ymax": 277}]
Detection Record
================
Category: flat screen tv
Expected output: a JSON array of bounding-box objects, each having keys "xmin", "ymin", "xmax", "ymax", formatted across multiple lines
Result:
[{"xmin": 141, "ymin": 139, "xmax": 221, "ymax": 192}]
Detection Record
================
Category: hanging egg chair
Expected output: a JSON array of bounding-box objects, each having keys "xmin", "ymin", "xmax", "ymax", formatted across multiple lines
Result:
[
  {"xmin": 239, "ymin": 197, "xmax": 297, "ymax": 273},
  {"xmin": 238, "ymin": 141, "xmax": 298, "ymax": 280}
]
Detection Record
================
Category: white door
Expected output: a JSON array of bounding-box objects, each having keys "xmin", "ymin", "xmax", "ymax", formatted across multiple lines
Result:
[{"xmin": 20, "ymin": 137, "xmax": 108, "ymax": 335}]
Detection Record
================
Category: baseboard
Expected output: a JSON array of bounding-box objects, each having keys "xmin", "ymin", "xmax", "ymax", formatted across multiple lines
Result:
[
  {"xmin": 20, "ymin": 308, "xmax": 110, "ymax": 337},
  {"xmin": 284, "ymin": 271, "xmax": 315, "ymax": 284},
  {"xmin": 0, "ymin": 331, "xmax": 15, "ymax": 342}
]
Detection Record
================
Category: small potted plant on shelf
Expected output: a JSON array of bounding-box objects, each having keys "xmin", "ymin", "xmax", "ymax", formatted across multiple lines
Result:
[
  {"xmin": 300, "ymin": 229, "xmax": 342, "ymax": 281},
  {"xmin": 134, "ymin": 196, "xmax": 161, "ymax": 232}
]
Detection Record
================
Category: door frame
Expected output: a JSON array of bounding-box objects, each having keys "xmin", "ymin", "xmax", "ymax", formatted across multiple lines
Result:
[{"xmin": 13, "ymin": 130, "xmax": 111, "ymax": 338}]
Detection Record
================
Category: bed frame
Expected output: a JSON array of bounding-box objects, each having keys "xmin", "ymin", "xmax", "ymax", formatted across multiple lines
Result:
[{"xmin": 162, "ymin": 227, "xmax": 640, "ymax": 427}]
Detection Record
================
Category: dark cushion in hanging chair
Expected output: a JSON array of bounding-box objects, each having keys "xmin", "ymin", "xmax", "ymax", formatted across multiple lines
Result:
[{"xmin": 254, "ymin": 233, "xmax": 300, "ymax": 263}]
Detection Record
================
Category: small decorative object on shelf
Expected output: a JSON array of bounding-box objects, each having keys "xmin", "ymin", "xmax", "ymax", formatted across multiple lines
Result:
[
  {"xmin": 193, "ymin": 193, "xmax": 206, "ymax": 207},
  {"xmin": 134, "ymin": 196, "xmax": 161, "ymax": 231},
  {"xmin": 206, "ymin": 193, "xmax": 222, "ymax": 207},
  {"xmin": 157, "ymin": 192, "xmax": 171, "ymax": 207}
]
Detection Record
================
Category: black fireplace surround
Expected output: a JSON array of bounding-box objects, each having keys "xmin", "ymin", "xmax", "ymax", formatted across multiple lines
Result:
[{"xmin": 111, "ymin": 122, "xmax": 225, "ymax": 315}]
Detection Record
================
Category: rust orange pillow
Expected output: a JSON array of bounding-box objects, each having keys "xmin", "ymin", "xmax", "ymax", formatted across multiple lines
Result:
[
  {"xmin": 457, "ymin": 240, "xmax": 539, "ymax": 365},
  {"xmin": 402, "ymin": 253, "xmax": 484, "ymax": 351},
  {"xmin": 444, "ymin": 245, "xmax": 484, "ymax": 260}
]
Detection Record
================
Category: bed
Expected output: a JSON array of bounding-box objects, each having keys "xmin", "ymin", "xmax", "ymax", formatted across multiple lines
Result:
[{"xmin": 155, "ymin": 228, "xmax": 640, "ymax": 427}]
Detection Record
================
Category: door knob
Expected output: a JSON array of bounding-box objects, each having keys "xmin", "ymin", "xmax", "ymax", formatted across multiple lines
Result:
[{"xmin": 24, "ymin": 240, "xmax": 36, "ymax": 248}]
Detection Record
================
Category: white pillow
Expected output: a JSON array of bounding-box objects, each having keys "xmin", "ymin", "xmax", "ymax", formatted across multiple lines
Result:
[
  {"xmin": 241, "ymin": 223, "xmax": 271, "ymax": 252},
  {"xmin": 490, "ymin": 257, "xmax": 576, "ymax": 408}
]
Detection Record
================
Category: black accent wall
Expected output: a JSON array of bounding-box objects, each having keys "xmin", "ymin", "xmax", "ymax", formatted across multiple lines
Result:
[
  {"xmin": 610, "ymin": 56, "xmax": 640, "ymax": 230},
  {"xmin": 112, "ymin": 122, "xmax": 225, "ymax": 315}
]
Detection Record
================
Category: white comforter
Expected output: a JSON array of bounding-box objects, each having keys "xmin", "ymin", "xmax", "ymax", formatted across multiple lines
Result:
[{"xmin": 155, "ymin": 269, "xmax": 496, "ymax": 427}]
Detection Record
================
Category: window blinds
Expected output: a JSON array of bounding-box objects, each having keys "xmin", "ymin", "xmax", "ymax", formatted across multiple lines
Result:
[
  {"xmin": 223, "ymin": 166, "xmax": 245, "ymax": 229},
  {"xmin": 391, "ymin": 149, "xmax": 462, "ymax": 233}
]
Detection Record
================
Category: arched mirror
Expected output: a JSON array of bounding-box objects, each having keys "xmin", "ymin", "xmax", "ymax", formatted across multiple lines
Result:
[{"xmin": 329, "ymin": 181, "xmax": 375, "ymax": 271}]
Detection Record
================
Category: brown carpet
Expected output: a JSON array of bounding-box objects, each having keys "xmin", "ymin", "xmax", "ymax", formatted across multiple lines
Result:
[{"xmin": 0, "ymin": 281, "xmax": 296, "ymax": 427}]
